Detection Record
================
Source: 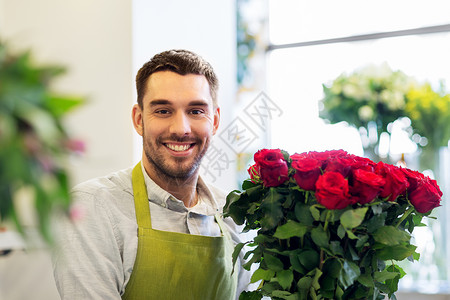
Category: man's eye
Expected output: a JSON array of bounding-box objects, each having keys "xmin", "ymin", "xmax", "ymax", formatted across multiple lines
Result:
[
  {"xmin": 190, "ymin": 109, "xmax": 204, "ymax": 115},
  {"xmin": 156, "ymin": 109, "xmax": 170, "ymax": 114}
]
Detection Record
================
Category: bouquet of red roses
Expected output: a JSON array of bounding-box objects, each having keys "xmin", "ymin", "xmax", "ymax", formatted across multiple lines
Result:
[{"xmin": 225, "ymin": 149, "xmax": 442, "ymax": 300}]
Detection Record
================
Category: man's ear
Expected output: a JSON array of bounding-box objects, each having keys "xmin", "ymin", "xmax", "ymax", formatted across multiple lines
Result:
[
  {"xmin": 212, "ymin": 107, "xmax": 220, "ymax": 135},
  {"xmin": 132, "ymin": 104, "xmax": 143, "ymax": 136}
]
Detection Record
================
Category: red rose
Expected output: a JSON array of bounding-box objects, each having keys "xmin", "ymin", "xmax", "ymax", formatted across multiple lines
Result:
[
  {"xmin": 324, "ymin": 155, "xmax": 354, "ymax": 177},
  {"xmin": 408, "ymin": 176, "xmax": 442, "ymax": 213},
  {"xmin": 309, "ymin": 149, "xmax": 349, "ymax": 166},
  {"xmin": 349, "ymin": 155, "xmax": 376, "ymax": 171},
  {"xmin": 291, "ymin": 154, "xmax": 322, "ymax": 191},
  {"xmin": 290, "ymin": 152, "xmax": 309, "ymax": 162},
  {"xmin": 350, "ymin": 168, "xmax": 385, "ymax": 204},
  {"xmin": 254, "ymin": 149, "xmax": 289, "ymax": 187},
  {"xmin": 315, "ymin": 172, "xmax": 351, "ymax": 210},
  {"xmin": 401, "ymin": 167, "xmax": 425, "ymax": 190},
  {"xmin": 375, "ymin": 162, "xmax": 409, "ymax": 201}
]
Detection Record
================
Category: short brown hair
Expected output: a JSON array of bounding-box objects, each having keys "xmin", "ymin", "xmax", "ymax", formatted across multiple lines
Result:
[{"xmin": 136, "ymin": 49, "xmax": 219, "ymax": 108}]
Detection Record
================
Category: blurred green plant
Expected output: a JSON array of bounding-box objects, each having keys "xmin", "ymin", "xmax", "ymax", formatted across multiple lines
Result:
[
  {"xmin": 0, "ymin": 40, "xmax": 84, "ymax": 242},
  {"xmin": 320, "ymin": 63, "xmax": 450, "ymax": 167},
  {"xmin": 406, "ymin": 82, "xmax": 450, "ymax": 150},
  {"xmin": 320, "ymin": 63, "xmax": 415, "ymax": 138}
]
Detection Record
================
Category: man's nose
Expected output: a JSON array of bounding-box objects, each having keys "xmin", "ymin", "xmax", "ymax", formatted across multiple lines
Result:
[{"xmin": 169, "ymin": 111, "xmax": 191, "ymax": 135}]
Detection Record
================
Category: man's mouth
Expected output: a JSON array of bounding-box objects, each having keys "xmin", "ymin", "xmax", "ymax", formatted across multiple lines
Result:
[{"xmin": 164, "ymin": 143, "xmax": 194, "ymax": 152}]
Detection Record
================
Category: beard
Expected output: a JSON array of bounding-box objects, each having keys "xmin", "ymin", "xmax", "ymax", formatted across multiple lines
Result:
[{"xmin": 142, "ymin": 126, "xmax": 210, "ymax": 181}]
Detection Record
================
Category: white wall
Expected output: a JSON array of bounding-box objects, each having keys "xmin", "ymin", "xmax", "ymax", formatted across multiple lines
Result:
[{"xmin": 0, "ymin": 0, "xmax": 135, "ymax": 186}]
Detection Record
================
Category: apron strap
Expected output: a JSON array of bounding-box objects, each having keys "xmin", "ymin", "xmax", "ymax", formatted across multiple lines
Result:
[
  {"xmin": 132, "ymin": 162, "xmax": 152, "ymax": 228},
  {"xmin": 133, "ymin": 162, "xmax": 229, "ymax": 237}
]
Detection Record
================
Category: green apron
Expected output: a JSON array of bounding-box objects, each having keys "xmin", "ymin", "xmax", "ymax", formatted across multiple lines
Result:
[{"xmin": 122, "ymin": 163, "xmax": 238, "ymax": 300}]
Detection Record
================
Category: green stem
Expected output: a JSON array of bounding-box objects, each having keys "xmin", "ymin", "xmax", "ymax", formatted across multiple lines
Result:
[
  {"xmin": 395, "ymin": 206, "xmax": 415, "ymax": 228},
  {"xmin": 319, "ymin": 249, "xmax": 324, "ymax": 270},
  {"xmin": 324, "ymin": 210, "xmax": 333, "ymax": 232}
]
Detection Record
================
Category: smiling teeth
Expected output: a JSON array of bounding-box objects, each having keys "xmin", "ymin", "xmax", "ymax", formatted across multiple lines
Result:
[{"xmin": 166, "ymin": 144, "xmax": 190, "ymax": 152}]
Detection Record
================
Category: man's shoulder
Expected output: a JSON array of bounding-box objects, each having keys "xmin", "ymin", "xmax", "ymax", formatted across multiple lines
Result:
[
  {"xmin": 72, "ymin": 166, "xmax": 134, "ymax": 196},
  {"xmin": 205, "ymin": 182, "xmax": 227, "ymax": 199},
  {"xmin": 199, "ymin": 178, "xmax": 230, "ymax": 212},
  {"xmin": 69, "ymin": 166, "xmax": 136, "ymax": 222}
]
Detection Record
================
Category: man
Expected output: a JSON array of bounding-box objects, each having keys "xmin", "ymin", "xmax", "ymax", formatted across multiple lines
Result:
[{"xmin": 53, "ymin": 49, "xmax": 249, "ymax": 299}]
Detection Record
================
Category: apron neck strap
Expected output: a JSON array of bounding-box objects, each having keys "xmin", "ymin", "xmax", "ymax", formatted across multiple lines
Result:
[
  {"xmin": 133, "ymin": 162, "xmax": 229, "ymax": 237},
  {"xmin": 132, "ymin": 162, "xmax": 152, "ymax": 228}
]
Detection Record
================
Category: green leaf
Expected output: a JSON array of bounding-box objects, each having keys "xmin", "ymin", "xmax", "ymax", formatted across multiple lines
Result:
[
  {"xmin": 330, "ymin": 209, "xmax": 345, "ymax": 222},
  {"xmin": 261, "ymin": 282, "xmax": 280, "ymax": 294},
  {"xmin": 297, "ymin": 276, "xmax": 313, "ymax": 290},
  {"xmin": 298, "ymin": 250, "xmax": 320, "ymax": 271},
  {"xmin": 232, "ymin": 242, "xmax": 247, "ymax": 273},
  {"xmin": 264, "ymin": 253, "xmax": 284, "ymax": 272},
  {"xmin": 330, "ymin": 241, "xmax": 344, "ymax": 256},
  {"xmin": 385, "ymin": 265, "xmax": 404, "ymax": 296},
  {"xmin": 45, "ymin": 94, "xmax": 84, "ymax": 117},
  {"xmin": 311, "ymin": 268, "xmax": 323, "ymax": 290},
  {"xmin": 347, "ymin": 244, "xmax": 360, "ymax": 261},
  {"xmin": 310, "ymin": 205, "xmax": 321, "ymax": 221},
  {"xmin": 338, "ymin": 260, "xmax": 361, "ymax": 289},
  {"xmin": 274, "ymin": 220, "xmax": 309, "ymax": 239},
  {"xmin": 242, "ymin": 179, "xmax": 258, "ymax": 190},
  {"xmin": 373, "ymin": 226, "xmax": 411, "ymax": 246},
  {"xmin": 311, "ymin": 225, "xmax": 329, "ymax": 248},
  {"xmin": 375, "ymin": 244, "xmax": 417, "ymax": 260},
  {"xmin": 239, "ymin": 291, "xmax": 263, "ymax": 300},
  {"xmin": 412, "ymin": 214, "xmax": 425, "ymax": 227},
  {"xmin": 290, "ymin": 251, "xmax": 306, "ymax": 274},
  {"xmin": 374, "ymin": 269, "xmax": 399, "ymax": 282},
  {"xmin": 355, "ymin": 235, "xmax": 369, "ymax": 249},
  {"xmin": 253, "ymin": 233, "xmax": 276, "ymax": 244},
  {"xmin": 246, "ymin": 184, "xmax": 264, "ymax": 197},
  {"xmin": 272, "ymin": 290, "xmax": 293, "ymax": 299},
  {"xmin": 366, "ymin": 212, "xmax": 387, "ymax": 233},
  {"xmin": 322, "ymin": 258, "xmax": 341, "ymax": 278},
  {"xmin": 389, "ymin": 264, "xmax": 405, "ymax": 278},
  {"xmin": 243, "ymin": 246, "xmax": 262, "ymax": 271},
  {"xmin": 309, "ymin": 286, "xmax": 318, "ymax": 300},
  {"xmin": 250, "ymin": 268, "xmax": 275, "ymax": 283},
  {"xmin": 375, "ymin": 281, "xmax": 390, "ymax": 294},
  {"xmin": 345, "ymin": 229, "xmax": 358, "ymax": 239},
  {"xmin": 277, "ymin": 269, "xmax": 294, "ymax": 290},
  {"xmin": 371, "ymin": 204, "xmax": 383, "ymax": 215},
  {"xmin": 357, "ymin": 273, "xmax": 374, "ymax": 287},
  {"xmin": 340, "ymin": 207, "xmax": 368, "ymax": 229},
  {"xmin": 335, "ymin": 284, "xmax": 344, "ymax": 300},
  {"xmin": 320, "ymin": 274, "xmax": 336, "ymax": 291},
  {"xmin": 337, "ymin": 224, "xmax": 346, "ymax": 239},
  {"xmin": 260, "ymin": 188, "xmax": 284, "ymax": 230},
  {"xmin": 224, "ymin": 191, "xmax": 247, "ymax": 224},
  {"xmin": 295, "ymin": 202, "xmax": 314, "ymax": 225}
]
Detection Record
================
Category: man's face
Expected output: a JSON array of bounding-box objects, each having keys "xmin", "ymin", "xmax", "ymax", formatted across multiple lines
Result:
[{"xmin": 132, "ymin": 71, "xmax": 220, "ymax": 181}]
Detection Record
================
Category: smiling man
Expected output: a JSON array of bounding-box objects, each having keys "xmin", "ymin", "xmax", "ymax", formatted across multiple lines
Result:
[
  {"xmin": 133, "ymin": 69, "xmax": 219, "ymax": 208},
  {"xmin": 53, "ymin": 50, "xmax": 249, "ymax": 299}
]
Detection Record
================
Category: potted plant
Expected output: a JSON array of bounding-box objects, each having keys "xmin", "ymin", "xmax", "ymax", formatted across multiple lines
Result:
[
  {"xmin": 319, "ymin": 64, "xmax": 416, "ymax": 162},
  {"xmin": 0, "ymin": 40, "xmax": 83, "ymax": 244}
]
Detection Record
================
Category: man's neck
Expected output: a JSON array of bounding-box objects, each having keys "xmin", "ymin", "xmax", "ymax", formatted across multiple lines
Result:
[{"xmin": 142, "ymin": 163, "xmax": 200, "ymax": 208}]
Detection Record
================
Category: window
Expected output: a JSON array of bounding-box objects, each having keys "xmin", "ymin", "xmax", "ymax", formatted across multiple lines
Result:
[{"xmin": 267, "ymin": 0, "xmax": 450, "ymax": 293}]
